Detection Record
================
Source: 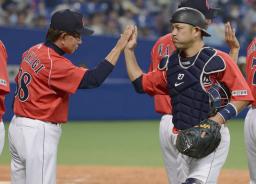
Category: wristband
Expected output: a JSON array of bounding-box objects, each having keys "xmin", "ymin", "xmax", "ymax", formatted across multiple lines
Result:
[{"xmin": 217, "ymin": 103, "xmax": 237, "ymax": 122}]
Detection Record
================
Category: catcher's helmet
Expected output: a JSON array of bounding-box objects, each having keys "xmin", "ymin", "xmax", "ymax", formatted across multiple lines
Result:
[
  {"xmin": 170, "ymin": 7, "xmax": 211, "ymax": 37},
  {"xmin": 178, "ymin": 0, "xmax": 220, "ymax": 19}
]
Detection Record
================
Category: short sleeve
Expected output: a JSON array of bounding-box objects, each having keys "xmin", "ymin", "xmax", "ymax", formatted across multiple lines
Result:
[
  {"xmin": 216, "ymin": 51, "xmax": 254, "ymax": 102},
  {"xmin": 142, "ymin": 70, "xmax": 168, "ymax": 96},
  {"xmin": 49, "ymin": 58, "xmax": 87, "ymax": 94},
  {"xmin": 0, "ymin": 41, "xmax": 10, "ymax": 94}
]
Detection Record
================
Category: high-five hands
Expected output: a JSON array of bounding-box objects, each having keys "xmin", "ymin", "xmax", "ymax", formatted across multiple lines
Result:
[
  {"xmin": 125, "ymin": 25, "xmax": 138, "ymax": 50},
  {"xmin": 115, "ymin": 25, "xmax": 135, "ymax": 51},
  {"xmin": 105, "ymin": 25, "xmax": 135, "ymax": 66}
]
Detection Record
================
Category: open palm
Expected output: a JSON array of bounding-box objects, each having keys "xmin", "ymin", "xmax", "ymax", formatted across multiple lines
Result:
[{"xmin": 126, "ymin": 26, "xmax": 138, "ymax": 50}]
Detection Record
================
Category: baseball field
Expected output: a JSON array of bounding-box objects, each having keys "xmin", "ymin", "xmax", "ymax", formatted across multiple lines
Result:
[{"xmin": 0, "ymin": 120, "xmax": 250, "ymax": 183}]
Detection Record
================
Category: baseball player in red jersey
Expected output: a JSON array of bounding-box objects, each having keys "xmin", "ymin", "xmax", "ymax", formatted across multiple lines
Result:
[
  {"xmin": 0, "ymin": 40, "xmax": 10, "ymax": 155},
  {"xmin": 149, "ymin": 0, "xmax": 240, "ymax": 183},
  {"xmin": 244, "ymin": 37, "xmax": 256, "ymax": 184},
  {"xmin": 8, "ymin": 9, "xmax": 134, "ymax": 184},
  {"xmin": 125, "ymin": 8, "xmax": 253, "ymax": 184}
]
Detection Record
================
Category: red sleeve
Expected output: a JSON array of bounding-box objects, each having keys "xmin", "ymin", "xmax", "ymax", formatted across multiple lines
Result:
[
  {"xmin": 148, "ymin": 52, "xmax": 154, "ymax": 72},
  {"xmin": 246, "ymin": 38, "xmax": 256, "ymax": 105},
  {"xmin": 147, "ymin": 34, "xmax": 175, "ymax": 114},
  {"xmin": 142, "ymin": 70, "xmax": 168, "ymax": 96},
  {"xmin": 49, "ymin": 58, "xmax": 87, "ymax": 94},
  {"xmin": 148, "ymin": 39, "xmax": 159, "ymax": 72},
  {"xmin": 0, "ymin": 41, "xmax": 10, "ymax": 94},
  {"xmin": 216, "ymin": 51, "xmax": 254, "ymax": 102}
]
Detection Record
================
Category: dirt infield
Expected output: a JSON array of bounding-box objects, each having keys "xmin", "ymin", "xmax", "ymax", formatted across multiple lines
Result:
[{"xmin": 0, "ymin": 165, "xmax": 249, "ymax": 184}]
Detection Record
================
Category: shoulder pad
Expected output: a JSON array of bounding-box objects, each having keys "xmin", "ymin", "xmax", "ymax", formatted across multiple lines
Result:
[
  {"xmin": 158, "ymin": 55, "xmax": 169, "ymax": 71},
  {"xmin": 201, "ymin": 47, "xmax": 216, "ymax": 56},
  {"xmin": 204, "ymin": 55, "xmax": 226, "ymax": 74}
]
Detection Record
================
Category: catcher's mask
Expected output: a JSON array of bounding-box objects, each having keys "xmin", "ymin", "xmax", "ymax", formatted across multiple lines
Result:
[
  {"xmin": 170, "ymin": 7, "xmax": 211, "ymax": 37},
  {"xmin": 208, "ymin": 82, "xmax": 231, "ymax": 116}
]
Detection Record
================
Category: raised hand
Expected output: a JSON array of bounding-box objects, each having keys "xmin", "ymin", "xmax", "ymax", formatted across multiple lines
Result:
[
  {"xmin": 224, "ymin": 22, "xmax": 240, "ymax": 63},
  {"xmin": 125, "ymin": 25, "xmax": 138, "ymax": 50},
  {"xmin": 115, "ymin": 25, "xmax": 134, "ymax": 51},
  {"xmin": 225, "ymin": 22, "xmax": 240, "ymax": 50}
]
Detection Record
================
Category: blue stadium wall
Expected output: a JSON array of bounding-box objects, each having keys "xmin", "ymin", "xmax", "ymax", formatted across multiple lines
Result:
[{"xmin": 0, "ymin": 26, "xmax": 248, "ymax": 121}]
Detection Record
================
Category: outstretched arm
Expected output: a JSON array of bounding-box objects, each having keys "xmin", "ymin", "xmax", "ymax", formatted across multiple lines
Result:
[
  {"xmin": 105, "ymin": 25, "xmax": 134, "ymax": 65},
  {"xmin": 124, "ymin": 26, "xmax": 143, "ymax": 81},
  {"xmin": 225, "ymin": 22, "xmax": 240, "ymax": 62},
  {"xmin": 78, "ymin": 25, "xmax": 134, "ymax": 89},
  {"xmin": 124, "ymin": 26, "xmax": 168, "ymax": 95}
]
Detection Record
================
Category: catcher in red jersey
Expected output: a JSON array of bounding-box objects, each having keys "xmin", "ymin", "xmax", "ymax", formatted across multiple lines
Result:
[
  {"xmin": 149, "ymin": 0, "xmax": 240, "ymax": 183},
  {"xmin": 125, "ymin": 8, "xmax": 253, "ymax": 184},
  {"xmin": 244, "ymin": 37, "xmax": 256, "ymax": 184},
  {"xmin": 0, "ymin": 40, "xmax": 10, "ymax": 155},
  {"xmin": 8, "ymin": 9, "xmax": 134, "ymax": 184}
]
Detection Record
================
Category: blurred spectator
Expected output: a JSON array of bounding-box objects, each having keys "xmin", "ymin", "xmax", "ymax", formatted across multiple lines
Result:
[
  {"xmin": 105, "ymin": 10, "xmax": 121, "ymax": 36},
  {"xmin": 90, "ymin": 12, "xmax": 105, "ymax": 35},
  {"xmin": 0, "ymin": 0, "xmax": 254, "ymax": 49},
  {"xmin": 204, "ymin": 18, "xmax": 226, "ymax": 46},
  {"xmin": 32, "ymin": 15, "xmax": 48, "ymax": 28}
]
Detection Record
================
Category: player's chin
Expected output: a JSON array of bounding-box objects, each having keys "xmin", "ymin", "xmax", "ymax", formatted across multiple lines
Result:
[
  {"xmin": 173, "ymin": 42, "xmax": 184, "ymax": 49},
  {"xmin": 66, "ymin": 50, "xmax": 74, "ymax": 54},
  {"xmin": 67, "ymin": 48, "xmax": 77, "ymax": 54},
  {"xmin": 73, "ymin": 46, "xmax": 79, "ymax": 52}
]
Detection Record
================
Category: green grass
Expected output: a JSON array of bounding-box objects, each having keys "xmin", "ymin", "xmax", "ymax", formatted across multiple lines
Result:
[
  {"xmin": 0, "ymin": 120, "xmax": 249, "ymax": 169},
  {"xmin": 57, "ymin": 121, "xmax": 162, "ymax": 166},
  {"xmin": 225, "ymin": 120, "xmax": 248, "ymax": 169}
]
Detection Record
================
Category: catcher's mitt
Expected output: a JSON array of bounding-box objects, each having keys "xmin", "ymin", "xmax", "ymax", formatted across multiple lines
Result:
[{"xmin": 176, "ymin": 119, "xmax": 221, "ymax": 159}]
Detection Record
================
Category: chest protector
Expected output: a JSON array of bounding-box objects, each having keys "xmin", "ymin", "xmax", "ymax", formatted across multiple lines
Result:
[{"xmin": 167, "ymin": 47, "xmax": 223, "ymax": 130}]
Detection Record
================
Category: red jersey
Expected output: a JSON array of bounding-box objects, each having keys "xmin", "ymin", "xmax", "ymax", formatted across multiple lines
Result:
[
  {"xmin": 246, "ymin": 38, "xmax": 256, "ymax": 106},
  {"xmin": 142, "ymin": 49, "xmax": 254, "ymax": 103},
  {"xmin": 13, "ymin": 43, "xmax": 86, "ymax": 123},
  {"xmin": 149, "ymin": 33, "xmax": 176, "ymax": 114},
  {"xmin": 0, "ymin": 41, "xmax": 10, "ymax": 121}
]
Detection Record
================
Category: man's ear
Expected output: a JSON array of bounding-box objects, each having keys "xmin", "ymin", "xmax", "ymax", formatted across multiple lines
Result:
[
  {"xmin": 193, "ymin": 27, "xmax": 203, "ymax": 38},
  {"xmin": 60, "ymin": 32, "xmax": 67, "ymax": 39}
]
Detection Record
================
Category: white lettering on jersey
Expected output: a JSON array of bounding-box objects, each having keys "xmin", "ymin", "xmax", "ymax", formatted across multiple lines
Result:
[
  {"xmin": 0, "ymin": 79, "xmax": 7, "ymax": 86},
  {"xmin": 23, "ymin": 51, "xmax": 45, "ymax": 74},
  {"xmin": 232, "ymin": 90, "xmax": 248, "ymax": 96}
]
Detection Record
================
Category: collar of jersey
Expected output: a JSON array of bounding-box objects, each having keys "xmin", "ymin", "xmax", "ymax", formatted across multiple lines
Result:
[{"xmin": 45, "ymin": 41, "xmax": 65, "ymax": 56}]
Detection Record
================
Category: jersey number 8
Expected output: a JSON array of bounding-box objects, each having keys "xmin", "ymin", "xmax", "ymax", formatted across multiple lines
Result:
[{"xmin": 15, "ymin": 68, "xmax": 32, "ymax": 102}]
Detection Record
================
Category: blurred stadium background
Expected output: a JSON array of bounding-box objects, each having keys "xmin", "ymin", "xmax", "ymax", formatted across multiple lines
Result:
[
  {"xmin": 0, "ymin": 0, "xmax": 255, "ymax": 46},
  {"xmin": 0, "ymin": 0, "xmax": 255, "ymax": 183},
  {"xmin": 1, "ymin": 0, "xmax": 255, "ymax": 121}
]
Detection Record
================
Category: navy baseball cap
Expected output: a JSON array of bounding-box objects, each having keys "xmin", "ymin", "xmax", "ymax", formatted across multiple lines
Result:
[
  {"xmin": 178, "ymin": 0, "xmax": 220, "ymax": 19},
  {"xmin": 50, "ymin": 9, "xmax": 94, "ymax": 36}
]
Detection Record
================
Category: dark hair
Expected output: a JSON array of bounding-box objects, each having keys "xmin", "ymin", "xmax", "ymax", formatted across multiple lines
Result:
[
  {"xmin": 46, "ymin": 28, "xmax": 81, "ymax": 42},
  {"xmin": 45, "ymin": 28, "xmax": 65, "ymax": 42}
]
